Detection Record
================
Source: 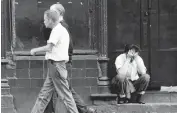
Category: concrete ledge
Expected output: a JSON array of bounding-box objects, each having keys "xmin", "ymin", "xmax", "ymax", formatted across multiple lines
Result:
[
  {"xmin": 97, "ymin": 80, "xmax": 110, "ymax": 86},
  {"xmin": 13, "ymin": 55, "xmax": 99, "ymax": 61},
  {"xmin": 91, "ymin": 93, "xmax": 117, "ymax": 98},
  {"xmin": 91, "ymin": 104, "xmax": 177, "ymax": 113},
  {"xmin": 7, "ymin": 50, "xmax": 98, "ymax": 56},
  {"xmin": 91, "ymin": 91, "xmax": 177, "ymax": 104}
]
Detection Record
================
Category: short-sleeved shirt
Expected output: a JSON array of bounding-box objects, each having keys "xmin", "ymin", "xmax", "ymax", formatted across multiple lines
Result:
[
  {"xmin": 45, "ymin": 23, "xmax": 69, "ymax": 62},
  {"xmin": 115, "ymin": 53, "xmax": 147, "ymax": 81},
  {"xmin": 41, "ymin": 21, "xmax": 73, "ymax": 62}
]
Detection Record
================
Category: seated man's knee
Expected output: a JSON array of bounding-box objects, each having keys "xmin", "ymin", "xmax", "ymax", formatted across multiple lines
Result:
[
  {"xmin": 141, "ymin": 74, "xmax": 150, "ymax": 82},
  {"xmin": 116, "ymin": 74, "xmax": 126, "ymax": 82}
]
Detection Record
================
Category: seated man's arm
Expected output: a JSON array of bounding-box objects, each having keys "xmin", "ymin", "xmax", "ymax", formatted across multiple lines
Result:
[
  {"xmin": 115, "ymin": 54, "xmax": 131, "ymax": 75},
  {"xmin": 135, "ymin": 56, "xmax": 147, "ymax": 75}
]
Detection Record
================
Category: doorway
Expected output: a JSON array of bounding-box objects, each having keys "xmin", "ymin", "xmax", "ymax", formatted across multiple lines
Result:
[{"xmin": 108, "ymin": 0, "xmax": 177, "ymax": 88}]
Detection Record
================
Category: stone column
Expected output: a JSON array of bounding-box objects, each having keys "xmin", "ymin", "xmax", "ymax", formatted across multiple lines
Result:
[
  {"xmin": 1, "ymin": 60, "xmax": 16, "ymax": 113},
  {"xmin": 96, "ymin": 0, "xmax": 109, "ymax": 82}
]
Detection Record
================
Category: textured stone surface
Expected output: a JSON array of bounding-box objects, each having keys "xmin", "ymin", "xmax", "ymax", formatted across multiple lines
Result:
[
  {"xmin": 10, "ymin": 88, "xmax": 41, "ymax": 113},
  {"xmin": 16, "ymin": 69, "xmax": 29, "ymax": 78},
  {"xmin": 86, "ymin": 69, "xmax": 98, "ymax": 77},
  {"xmin": 91, "ymin": 104, "xmax": 177, "ymax": 113},
  {"xmin": 72, "ymin": 60, "xmax": 86, "ymax": 68},
  {"xmin": 1, "ymin": 95, "xmax": 14, "ymax": 108},
  {"xmin": 91, "ymin": 92, "xmax": 177, "ymax": 104},
  {"xmin": 171, "ymin": 93, "xmax": 177, "ymax": 103},
  {"xmin": 72, "ymin": 68, "xmax": 86, "ymax": 78},
  {"xmin": 30, "ymin": 68, "xmax": 43, "ymax": 78},
  {"xmin": 90, "ymin": 86, "xmax": 112, "ymax": 94},
  {"xmin": 86, "ymin": 60, "xmax": 98, "ymax": 68},
  {"xmin": 16, "ymin": 60, "xmax": 29, "ymax": 69},
  {"xmin": 6, "ymin": 69, "xmax": 16, "ymax": 78},
  {"xmin": 30, "ymin": 60, "xmax": 44, "ymax": 68},
  {"xmin": 15, "ymin": 79, "xmax": 30, "ymax": 88},
  {"xmin": 1, "ymin": 65, "xmax": 7, "ymax": 79},
  {"xmin": 73, "ymin": 86, "xmax": 92, "ymax": 104},
  {"xmin": 1, "ymin": 108, "xmax": 17, "ymax": 113},
  {"xmin": 152, "ymin": 93, "xmax": 171, "ymax": 103},
  {"xmin": 30, "ymin": 79, "xmax": 44, "ymax": 88},
  {"xmin": 1, "ymin": 88, "xmax": 10, "ymax": 95},
  {"xmin": 71, "ymin": 77, "xmax": 97, "ymax": 87}
]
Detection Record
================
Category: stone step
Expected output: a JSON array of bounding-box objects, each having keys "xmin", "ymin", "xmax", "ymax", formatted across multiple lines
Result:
[
  {"xmin": 91, "ymin": 103, "xmax": 177, "ymax": 113},
  {"xmin": 1, "ymin": 79, "xmax": 8, "ymax": 83},
  {"xmin": 90, "ymin": 91, "xmax": 177, "ymax": 105},
  {"xmin": 1, "ymin": 95, "xmax": 14, "ymax": 108},
  {"xmin": 1, "ymin": 79, "xmax": 10, "ymax": 89},
  {"xmin": 97, "ymin": 80, "xmax": 110, "ymax": 86}
]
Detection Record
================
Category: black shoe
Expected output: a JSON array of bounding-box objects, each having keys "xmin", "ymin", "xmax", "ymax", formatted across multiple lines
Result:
[
  {"xmin": 137, "ymin": 102, "xmax": 145, "ymax": 104},
  {"xmin": 124, "ymin": 98, "xmax": 131, "ymax": 103},
  {"xmin": 129, "ymin": 93, "xmax": 137, "ymax": 103},
  {"xmin": 117, "ymin": 97, "xmax": 126, "ymax": 104},
  {"xmin": 136, "ymin": 94, "xmax": 145, "ymax": 104}
]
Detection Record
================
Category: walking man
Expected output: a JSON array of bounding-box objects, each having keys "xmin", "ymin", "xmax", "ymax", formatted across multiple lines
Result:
[
  {"xmin": 30, "ymin": 9, "xmax": 79, "ymax": 113},
  {"xmin": 42, "ymin": 3, "xmax": 96, "ymax": 113}
]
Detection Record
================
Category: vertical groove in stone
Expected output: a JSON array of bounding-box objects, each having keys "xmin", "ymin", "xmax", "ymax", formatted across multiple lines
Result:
[{"xmin": 98, "ymin": 0, "xmax": 108, "ymax": 57}]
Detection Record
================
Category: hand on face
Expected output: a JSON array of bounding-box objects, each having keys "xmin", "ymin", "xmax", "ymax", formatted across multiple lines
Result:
[
  {"xmin": 133, "ymin": 52, "xmax": 139, "ymax": 58},
  {"xmin": 127, "ymin": 50, "xmax": 134, "ymax": 58},
  {"xmin": 127, "ymin": 49, "xmax": 139, "ymax": 62}
]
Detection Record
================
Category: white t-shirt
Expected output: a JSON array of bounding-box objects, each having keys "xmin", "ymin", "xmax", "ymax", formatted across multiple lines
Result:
[
  {"xmin": 115, "ymin": 53, "xmax": 147, "ymax": 81},
  {"xmin": 45, "ymin": 23, "xmax": 69, "ymax": 62}
]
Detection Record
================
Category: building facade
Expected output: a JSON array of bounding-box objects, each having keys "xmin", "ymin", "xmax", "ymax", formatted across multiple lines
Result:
[{"xmin": 1, "ymin": 0, "xmax": 177, "ymax": 113}]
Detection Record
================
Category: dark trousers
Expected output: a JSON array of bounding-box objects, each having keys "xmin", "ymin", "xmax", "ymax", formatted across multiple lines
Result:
[{"xmin": 112, "ymin": 74, "xmax": 150, "ymax": 99}]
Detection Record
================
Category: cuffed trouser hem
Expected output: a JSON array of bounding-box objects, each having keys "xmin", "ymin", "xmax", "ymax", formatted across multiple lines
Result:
[{"xmin": 137, "ymin": 91, "xmax": 145, "ymax": 95}]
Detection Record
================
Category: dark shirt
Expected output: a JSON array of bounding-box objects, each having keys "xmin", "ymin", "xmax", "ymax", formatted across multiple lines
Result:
[{"xmin": 40, "ymin": 20, "xmax": 73, "ymax": 62}]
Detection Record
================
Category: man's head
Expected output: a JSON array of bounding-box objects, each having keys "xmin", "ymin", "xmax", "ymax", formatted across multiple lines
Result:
[
  {"xmin": 44, "ymin": 10, "xmax": 59, "ymax": 28},
  {"xmin": 124, "ymin": 44, "xmax": 140, "ymax": 57},
  {"xmin": 50, "ymin": 3, "xmax": 65, "ymax": 17},
  {"xmin": 129, "ymin": 44, "xmax": 140, "ymax": 53}
]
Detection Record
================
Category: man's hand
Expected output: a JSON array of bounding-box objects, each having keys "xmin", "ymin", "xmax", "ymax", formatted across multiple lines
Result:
[
  {"xmin": 133, "ymin": 52, "xmax": 139, "ymax": 59},
  {"xmin": 30, "ymin": 48, "xmax": 37, "ymax": 56},
  {"xmin": 127, "ymin": 50, "xmax": 134, "ymax": 58}
]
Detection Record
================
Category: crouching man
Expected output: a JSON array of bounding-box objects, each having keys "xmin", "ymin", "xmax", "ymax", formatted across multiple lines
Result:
[{"xmin": 112, "ymin": 44, "xmax": 150, "ymax": 104}]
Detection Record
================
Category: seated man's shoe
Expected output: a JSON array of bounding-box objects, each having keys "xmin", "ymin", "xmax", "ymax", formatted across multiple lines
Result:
[
  {"xmin": 117, "ymin": 97, "xmax": 126, "ymax": 104},
  {"xmin": 129, "ymin": 93, "xmax": 137, "ymax": 103},
  {"xmin": 129, "ymin": 93, "xmax": 145, "ymax": 104},
  {"xmin": 136, "ymin": 94, "xmax": 145, "ymax": 104},
  {"xmin": 124, "ymin": 98, "xmax": 131, "ymax": 103}
]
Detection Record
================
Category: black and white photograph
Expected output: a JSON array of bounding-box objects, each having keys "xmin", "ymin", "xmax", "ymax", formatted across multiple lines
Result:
[{"xmin": 1, "ymin": 0, "xmax": 177, "ymax": 113}]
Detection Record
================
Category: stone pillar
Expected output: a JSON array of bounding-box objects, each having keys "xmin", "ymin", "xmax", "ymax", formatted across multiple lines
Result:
[
  {"xmin": 11, "ymin": 0, "xmax": 17, "ymax": 52},
  {"xmin": 1, "ymin": 60, "xmax": 16, "ymax": 113},
  {"xmin": 96, "ymin": 0, "xmax": 109, "ymax": 82}
]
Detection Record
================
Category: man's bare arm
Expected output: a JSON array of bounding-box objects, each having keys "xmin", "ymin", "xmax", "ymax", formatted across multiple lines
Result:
[{"xmin": 30, "ymin": 43, "xmax": 54, "ymax": 55}]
